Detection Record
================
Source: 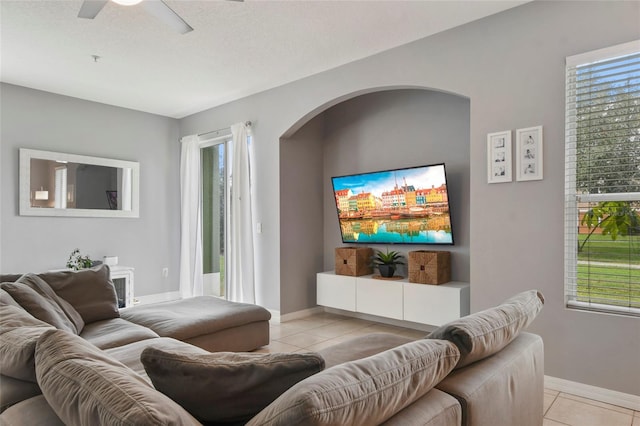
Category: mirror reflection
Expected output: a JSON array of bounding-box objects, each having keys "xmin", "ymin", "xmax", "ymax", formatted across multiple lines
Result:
[
  {"xmin": 20, "ymin": 149, "xmax": 139, "ymax": 218},
  {"xmin": 29, "ymin": 159, "xmax": 133, "ymax": 211}
]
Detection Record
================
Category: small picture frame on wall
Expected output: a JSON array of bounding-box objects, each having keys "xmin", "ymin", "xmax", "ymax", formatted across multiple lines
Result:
[
  {"xmin": 516, "ymin": 126, "xmax": 543, "ymax": 181},
  {"xmin": 487, "ymin": 130, "xmax": 512, "ymax": 184}
]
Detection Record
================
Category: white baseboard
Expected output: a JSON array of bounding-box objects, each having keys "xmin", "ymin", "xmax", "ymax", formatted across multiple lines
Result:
[
  {"xmin": 268, "ymin": 307, "xmax": 325, "ymax": 323},
  {"xmin": 280, "ymin": 307, "xmax": 324, "ymax": 323},
  {"xmin": 267, "ymin": 309, "xmax": 280, "ymax": 323},
  {"xmin": 133, "ymin": 291, "xmax": 181, "ymax": 306},
  {"xmin": 545, "ymin": 375, "xmax": 640, "ymax": 411}
]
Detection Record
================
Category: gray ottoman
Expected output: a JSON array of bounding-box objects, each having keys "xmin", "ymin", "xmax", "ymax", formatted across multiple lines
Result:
[{"xmin": 120, "ymin": 296, "xmax": 271, "ymax": 352}]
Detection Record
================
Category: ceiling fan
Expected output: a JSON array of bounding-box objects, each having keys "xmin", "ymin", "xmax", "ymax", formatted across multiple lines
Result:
[{"xmin": 78, "ymin": 0, "xmax": 194, "ymax": 34}]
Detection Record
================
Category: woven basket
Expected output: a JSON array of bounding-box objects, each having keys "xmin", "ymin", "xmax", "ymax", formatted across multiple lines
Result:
[
  {"xmin": 408, "ymin": 250, "xmax": 451, "ymax": 285},
  {"xmin": 335, "ymin": 247, "xmax": 373, "ymax": 276}
]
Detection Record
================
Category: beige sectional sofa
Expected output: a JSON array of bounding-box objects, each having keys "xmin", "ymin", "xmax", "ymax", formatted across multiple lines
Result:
[{"xmin": 0, "ymin": 265, "xmax": 545, "ymax": 426}]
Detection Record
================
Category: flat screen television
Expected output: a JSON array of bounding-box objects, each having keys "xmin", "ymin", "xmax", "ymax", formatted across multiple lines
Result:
[{"xmin": 331, "ymin": 163, "xmax": 453, "ymax": 245}]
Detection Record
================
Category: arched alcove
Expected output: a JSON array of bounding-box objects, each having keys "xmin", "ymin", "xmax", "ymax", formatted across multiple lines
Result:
[{"xmin": 279, "ymin": 88, "xmax": 470, "ymax": 315}]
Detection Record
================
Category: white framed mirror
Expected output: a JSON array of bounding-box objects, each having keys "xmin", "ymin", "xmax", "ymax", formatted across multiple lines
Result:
[{"xmin": 19, "ymin": 149, "xmax": 140, "ymax": 218}]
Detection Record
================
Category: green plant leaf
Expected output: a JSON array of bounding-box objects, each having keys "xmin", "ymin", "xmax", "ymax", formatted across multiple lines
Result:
[
  {"xmin": 579, "ymin": 201, "xmax": 640, "ymax": 251},
  {"xmin": 372, "ymin": 248, "xmax": 405, "ymax": 266}
]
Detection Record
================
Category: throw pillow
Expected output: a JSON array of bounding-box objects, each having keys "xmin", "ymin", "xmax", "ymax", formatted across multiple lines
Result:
[
  {"xmin": 141, "ymin": 346, "xmax": 325, "ymax": 424},
  {"xmin": 38, "ymin": 264, "xmax": 119, "ymax": 324},
  {"xmin": 35, "ymin": 329, "xmax": 200, "ymax": 426},
  {"xmin": 245, "ymin": 339, "xmax": 460, "ymax": 426},
  {"xmin": 16, "ymin": 274, "xmax": 85, "ymax": 333},
  {"xmin": 0, "ymin": 304, "xmax": 55, "ymax": 382},
  {"xmin": 0, "ymin": 288, "xmax": 22, "ymax": 308},
  {"xmin": 426, "ymin": 289, "xmax": 544, "ymax": 368},
  {"xmin": 0, "ymin": 281, "xmax": 77, "ymax": 334},
  {"xmin": 0, "ymin": 274, "xmax": 22, "ymax": 283}
]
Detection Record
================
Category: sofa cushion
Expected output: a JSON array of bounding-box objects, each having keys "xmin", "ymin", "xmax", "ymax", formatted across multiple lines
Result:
[
  {"xmin": 183, "ymin": 320, "xmax": 270, "ymax": 353},
  {"xmin": 15, "ymin": 274, "xmax": 84, "ymax": 333},
  {"xmin": 0, "ymin": 394, "xmax": 65, "ymax": 425},
  {"xmin": 0, "ymin": 288, "xmax": 22, "ymax": 308},
  {"xmin": 120, "ymin": 296, "xmax": 271, "ymax": 340},
  {"xmin": 427, "ymin": 290, "xmax": 544, "ymax": 368},
  {"xmin": 381, "ymin": 388, "xmax": 462, "ymax": 426},
  {"xmin": 38, "ymin": 264, "xmax": 120, "ymax": 324},
  {"xmin": 141, "ymin": 346, "xmax": 325, "ymax": 424},
  {"xmin": 79, "ymin": 318, "xmax": 159, "ymax": 350},
  {"xmin": 0, "ymin": 375, "xmax": 43, "ymax": 414},
  {"xmin": 0, "ymin": 281, "xmax": 77, "ymax": 334},
  {"xmin": 105, "ymin": 337, "xmax": 208, "ymax": 382},
  {"xmin": 0, "ymin": 304, "xmax": 55, "ymax": 382},
  {"xmin": 35, "ymin": 329, "xmax": 201, "ymax": 426},
  {"xmin": 0, "ymin": 274, "xmax": 22, "ymax": 283},
  {"xmin": 0, "ymin": 301, "xmax": 50, "ymax": 330},
  {"xmin": 246, "ymin": 339, "xmax": 460, "ymax": 426}
]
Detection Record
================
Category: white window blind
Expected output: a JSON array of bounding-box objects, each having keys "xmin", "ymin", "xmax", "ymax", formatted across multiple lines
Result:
[{"xmin": 564, "ymin": 40, "xmax": 640, "ymax": 317}]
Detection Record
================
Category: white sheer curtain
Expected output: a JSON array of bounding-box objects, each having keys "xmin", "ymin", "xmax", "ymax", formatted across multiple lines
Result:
[
  {"xmin": 179, "ymin": 135, "xmax": 204, "ymax": 298},
  {"xmin": 228, "ymin": 122, "xmax": 255, "ymax": 303}
]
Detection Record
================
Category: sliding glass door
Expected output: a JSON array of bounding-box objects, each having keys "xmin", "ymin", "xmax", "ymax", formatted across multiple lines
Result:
[{"xmin": 201, "ymin": 140, "xmax": 230, "ymax": 298}]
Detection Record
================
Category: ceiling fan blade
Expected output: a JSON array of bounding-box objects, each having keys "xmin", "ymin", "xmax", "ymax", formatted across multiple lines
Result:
[
  {"xmin": 78, "ymin": 0, "xmax": 109, "ymax": 19},
  {"xmin": 142, "ymin": 0, "xmax": 193, "ymax": 34}
]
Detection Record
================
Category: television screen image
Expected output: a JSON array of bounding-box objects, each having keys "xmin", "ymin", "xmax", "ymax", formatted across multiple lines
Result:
[{"xmin": 331, "ymin": 163, "xmax": 453, "ymax": 245}]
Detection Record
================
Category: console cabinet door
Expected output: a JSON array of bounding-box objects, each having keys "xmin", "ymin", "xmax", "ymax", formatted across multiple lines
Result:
[
  {"xmin": 356, "ymin": 278, "xmax": 403, "ymax": 320},
  {"xmin": 317, "ymin": 272, "xmax": 356, "ymax": 311},
  {"xmin": 403, "ymin": 282, "xmax": 470, "ymax": 326}
]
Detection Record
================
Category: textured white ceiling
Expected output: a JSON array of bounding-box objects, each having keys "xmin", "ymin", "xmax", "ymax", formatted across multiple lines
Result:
[{"xmin": 1, "ymin": 0, "xmax": 527, "ymax": 118}]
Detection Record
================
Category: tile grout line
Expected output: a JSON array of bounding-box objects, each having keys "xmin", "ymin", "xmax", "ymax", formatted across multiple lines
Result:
[
  {"xmin": 544, "ymin": 392, "xmax": 561, "ymax": 418},
  {"xmin": 556, "ymin": 392, "xmax": 636, "ymax": 416}
]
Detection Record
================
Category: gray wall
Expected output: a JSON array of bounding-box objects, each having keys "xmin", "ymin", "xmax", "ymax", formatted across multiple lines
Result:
[
  {"xmin": 0, "ymin": 84, "xmax": 181, "ymax": 297},
  {"xmin": 280, "ymin": 114, "xmax": 325, "ymax": 314},
  {"xmin": 180, "ymin": 2, "xmax": 640, "ymax": 395},
  {"xmin": 321, "ymin": 89, "xmax": 470, "ymax": 280}
]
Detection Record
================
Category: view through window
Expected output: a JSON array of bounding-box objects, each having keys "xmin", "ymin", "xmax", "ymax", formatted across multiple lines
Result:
[{"xmin": 565, "ymin": 41, "xmax": 640, "ymax": 316}]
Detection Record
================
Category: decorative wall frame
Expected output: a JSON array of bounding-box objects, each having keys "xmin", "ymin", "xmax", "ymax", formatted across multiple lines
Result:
[
  {"xmin": 487, "ymin": 130, "xmax": 512, "ymax": 183},
  {"xmin": 19, "ymin": 149, "xmax": 139, "ymax": 217},
  {"xmin": 516, "ymin": 126, "xmax": 543, "ymax": 181}
]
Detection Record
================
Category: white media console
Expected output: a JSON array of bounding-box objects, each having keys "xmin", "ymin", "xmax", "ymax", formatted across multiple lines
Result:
[{"xmin": 317, "ymin": 271, "xmax": 470, "ymax": 326}]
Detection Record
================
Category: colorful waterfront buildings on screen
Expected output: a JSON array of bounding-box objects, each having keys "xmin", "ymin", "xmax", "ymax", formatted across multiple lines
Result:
[{"xmin": 334, "ymin": 180, "xmax": 449, "ymax": 218}]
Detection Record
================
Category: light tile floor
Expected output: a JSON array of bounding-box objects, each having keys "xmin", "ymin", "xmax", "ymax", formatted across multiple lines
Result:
[{"xmin": 255, "ymin": 311, "xmax": 640, "ymax": 426}]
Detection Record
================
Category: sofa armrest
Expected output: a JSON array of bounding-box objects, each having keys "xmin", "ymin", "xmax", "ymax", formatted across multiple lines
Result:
[{"xmin": 435, "ymin": 332, "xmax": 544, "ymax": 426}]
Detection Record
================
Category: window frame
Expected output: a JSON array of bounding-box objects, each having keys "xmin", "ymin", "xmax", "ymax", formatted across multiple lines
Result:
[{"xmin": 564, "ymin": 39, "xmax": 640, "ymax": 317}]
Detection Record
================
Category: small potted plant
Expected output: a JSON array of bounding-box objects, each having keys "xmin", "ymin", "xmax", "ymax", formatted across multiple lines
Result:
[
  {"xmin": 372, "ymin": 248, "xmax": 405, "ymax": 278},
  {"xmin": 66, "ymin": 248, "xmax": 93, "ymax": 271}
]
